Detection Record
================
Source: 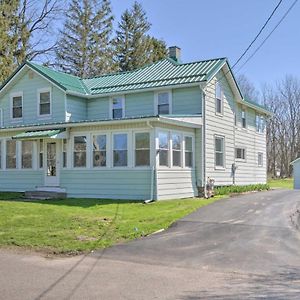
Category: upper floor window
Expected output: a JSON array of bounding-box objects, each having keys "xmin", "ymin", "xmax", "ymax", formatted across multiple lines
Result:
[
  {"xmin": 38, "ymin": 88, "xmax": 51, "ymax": 116},
  {"xmin": 156, "ymin": 91, "xmax": 171, "ymax": 115},
  {"xmin": 241, "ymin": 109, "xmax": 246, "ymax": 128},
  {"xmin": 73, "ymin": 136, "xmax": 87, "ymax": 168},
  {"xmin": 215, "ymin": 136, "xmax": 225, "ymax": 168},
  {"xmin": 111, "ymin": 97, "xmax": 124, "ymax": 119},
  {"xmin": 11, "ymin": 92, "xmax": 23, "ymax": 119},
  {"xmin": 135, "ymin": 132, "xmax": 150, "ymax": 166},
  {"xmin": 215, "ymin": 82, "xmax": 223, "ymax": 114},
  {"xmin": 93, "ymin": 135, "xmax": 107, "ymax": 167},
  {"xmin": 256, "ymin": 114, "xmax": 265, "ymax": 133}
]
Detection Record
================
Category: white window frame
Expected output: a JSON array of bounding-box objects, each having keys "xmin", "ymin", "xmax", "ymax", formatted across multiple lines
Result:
[
  {"xmin": 92, "ymin": 134, "xmax": 107, "ymax": 168},
  {"xmin": 37, "ymin": 87, "xmax": 52, "ymax": 118},
  {"xmin": 10, "ymin": 91, "xmax": 23, "ymax": 121},
  {"xmin": 112, "ymin": 132, "xmax": 128, "ymax": 168},
  {"xmin": 235, "ymin": 147, "xmax": 246, "ymax": 161},
  {"xmin": 134, "ymin": 131, "xmax": 151, "ymax": 168},
  {"xmin": 184, "ymin": 135, "xmax": 194, "ymax": 168},
  {"xmin": 154, "ymin": 90, "xmax": 172, "ymax": 115},
  {"xmin": 215, "ymin": 82, "xmax": 223, "ymax": 115},
  {"xmin": 258, "ymin": 152, "xmax": 263, "ymax": 167},
  {"xmin": 5, "ymin": 139, "xmax": 17, "ymax": 169},
  {"xmin": 256, "ymin": 114, "xmax": 265, "ymax": 133},
  {"xmin": 72, "ymin": 135, "xmax": 88, "ymax": 169},
  {"xmin": 171, "ymin": 132, "xmax": 182, "ymax": 168},
  {"xmin": 110, "ymin": 96, "xmax": 125, "ymax": 119},
  {"xmin": 241, "ymin": 109, "xmax": 247, "ymax": 129},
  {"xmin": 214, "ymin": 135, "xmax": 225, "ymax": 169},
  {"xmin": 21, "ymin": 140, "xmax": 33, "ymax": 169}
]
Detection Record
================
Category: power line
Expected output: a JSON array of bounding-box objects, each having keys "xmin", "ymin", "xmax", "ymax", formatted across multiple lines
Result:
[
  {"xmin": 237, "ymin": 0, "xmax": 298, "ymax": 73},
  {"xmin": 232, "ymin": 0, "xmax": 283, "ymax": 69}
]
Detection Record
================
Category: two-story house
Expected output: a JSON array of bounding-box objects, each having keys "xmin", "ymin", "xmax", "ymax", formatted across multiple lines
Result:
[{"xmin": 0, "ymin": 47, "xmax": 271, "ymax": 200}]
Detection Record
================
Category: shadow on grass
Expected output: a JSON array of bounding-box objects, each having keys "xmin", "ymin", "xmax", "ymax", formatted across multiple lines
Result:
[{"xmin": 0, "ymin": 192, "xmax": 144, "ymax": 207}]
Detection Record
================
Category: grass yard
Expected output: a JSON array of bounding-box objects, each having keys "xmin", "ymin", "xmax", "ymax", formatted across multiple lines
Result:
[
  {"xmin": 268, "ymin": 178, "xmax": 293, "ymax": 189},
  {"xmin": 0, "ymin": 192, "xmax": 225, "ymax": 254}
]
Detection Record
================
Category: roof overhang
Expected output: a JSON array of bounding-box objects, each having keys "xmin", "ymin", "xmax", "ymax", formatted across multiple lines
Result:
[{"xmin": 12, "ymin": 129, "xmax": 68, "ymax": 140}]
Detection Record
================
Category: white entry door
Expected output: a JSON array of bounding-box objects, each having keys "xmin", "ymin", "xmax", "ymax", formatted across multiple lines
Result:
[{"xmin": 44, "ymin": 141, "xmax": 60, "ymax": 186}]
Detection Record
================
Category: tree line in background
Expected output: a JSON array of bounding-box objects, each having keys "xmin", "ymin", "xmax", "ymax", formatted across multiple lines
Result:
[
  {"xmin": 237, "ymin": 74, "xmax": 300, "ymax": 178},
  {"xmin": 0, "ymin": 0, "xmax": 168, "ymax": 82}
]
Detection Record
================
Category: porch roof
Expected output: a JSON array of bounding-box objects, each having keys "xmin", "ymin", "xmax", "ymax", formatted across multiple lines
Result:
[{"xmin": 12, "ymin": 129, "xmax": 66, "ymax": 140}]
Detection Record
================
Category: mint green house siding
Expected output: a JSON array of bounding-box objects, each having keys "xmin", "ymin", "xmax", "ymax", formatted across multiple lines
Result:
[
  {"xmin": 66, "ymin": 95, "xmax": 87, "ymax": 121},
  {"xmin": 87, "ymin": 97, "xmax": 110, "ymax": 120},
  {"xmin": 125, "ymin": 92, "xmax": 154, "ymax": 117},
  {"xmin": 0, "ymin": 69, "xmax": 65, "ymax": 126},
  {"xmin": 172, "ymin": 87, "xmax": 202, "ymax": 115}
]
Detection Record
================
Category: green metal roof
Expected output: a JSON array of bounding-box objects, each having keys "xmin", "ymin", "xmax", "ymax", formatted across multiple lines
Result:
[{"xmin": 12, "ymin": 129, "xmax": 64, "ymax": 140}]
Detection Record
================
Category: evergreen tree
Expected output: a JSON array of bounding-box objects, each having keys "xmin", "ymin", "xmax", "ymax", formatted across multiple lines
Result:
[
  {"xmin": 114, "ymin": 1, "xmax": 168, "ymax": 72},
  {"xmin": 55, "ymin": 0, "xmax": 115, "ymax": 78}
]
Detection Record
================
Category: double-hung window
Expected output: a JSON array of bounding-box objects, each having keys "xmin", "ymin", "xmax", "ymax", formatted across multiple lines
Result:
[
  {"xmin": 256, "ymin": 114, "xmax": 265, "ymax": 133},
  {"xmin": 93, "ymin": 135, "xmax": 107, "ymax": 167},
  {"xmin": 11, "ymin": 93, "xmax": 23, "ymax": 119},
  {"xmin": 158, "ymin": 132, "xmax": 169, "ymax": 166},
  {"xmin": 235, "ymin": 147, "xmax": 246, "ymax": 160},
  {"xmin": 38, "ymin": 89, "xmax": 51, "ymax": 116},
  {"xmin": 111, "ymin": 97, "xmax": 124, "ymax": 119},
  {"xmin": 242, "ymin": 110, "xmax": 246, "ymax": 128},
  {"xmin": 172, "ymin": 133, "xmax": 181, "ymax": 167},
  {"xmin": 157, "ymin": 92, "xmax": 171, "ymax": 114},
  {"xmin": 6, "ymin": 140, "xmax": 17, "ymax": 169},
  {"xmin": 113, "ymin": 134, "xmax": 127, "ymax": 167},
  {"xmin": 215, "ymin": 82, "xmax": 223, "ymax": 114},
  {"xmin": 185, "ymin": 136, "xmax": 193, "ymax": 167},
  {"xmin": 135, "ymin": 132, "xmax": 150, "ymax": 166},
  {"xmin": 73, "ymin": 136, "xmax": 87, "ymax": 167},
  {"xmin": 215, "ymin": 136, "xmax": 225, "ymax": 168},
  {"xmin": 21, "ymin": 141, "xmax": 33, "ymax": 169}
]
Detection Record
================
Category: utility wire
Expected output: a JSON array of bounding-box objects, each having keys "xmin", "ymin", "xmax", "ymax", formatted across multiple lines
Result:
[
  {"xmin": 236, "ymin": 0, "xmax": 299, "ymax": 73},
  {"xmin": 232, "ymin": 0, "xmax": 283, "ymax": 69}
]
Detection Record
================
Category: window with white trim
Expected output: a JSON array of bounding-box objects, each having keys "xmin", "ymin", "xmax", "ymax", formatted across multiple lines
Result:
[
  {"xmin": 256, "ymin": 114, "xmax": 265, "ymax": 133},
  {"xmin": 215, "ymin": 136, "xmax": 224, "ymax": 168},
  {"xmin": 135, "ymin": 132, "xmax": 150, "ymax": 166},
  {"xmin": 242, "ymin": 109, "xmax": 246, "ymax": 128},
  {"xmin": 113, "ymin": 134, "xmax": 127, "ymax": 167},
  {"xmin": 73, "ymin": 136, "xmax": 87, "ymax": 167},
  {"xmin": 258, "ymin": 152, "xmax": 263, "ymax": 166},
  {"xmin": 158, "ymin": 132, "xmax": 169, "ymax": 166},
  {"xmin": 235, "ymin": 147, "xmax": 246, "ymax": 160},
  {"xmin": 21, "ymin": 141, "xmax": 33, "ymax": 169},
  {"xmin": 38, "ymin": 89, "xmax": 51, "ymax": 116},
  {"xmin": 11, "ymin": 93, "xmax": 23, "ymax": 119},
  {"xmin": 111, "ymin": 97, "xmax": 124, "ymax": 119},
  {"xmin": 172, "ymin": 133, "xmax": 181, "ymax": 167},
  {"xmin": 157, "ymin": 92, "xmax": 170, "ymax": 114},
  {"xmin": 185, "ymin": 136, "xmax": 193, "ymax": 167},
  {"xmin": 215, "ymin": 82, "xmax": 223, "ymax": 114},
  {"xmin": 6, "ymin": 140, "xmax": 16, "ymax": 169},
  {"xmin": 39, "ymin": 140, "xmax": 43, "ymax": 168},
  {"xmin": 93, "ymin": 135, "xmax": 106, "ymax": 167},
  {"xmin": 62, "ymin": 139, "xmax": 67, "ymax": 168}
]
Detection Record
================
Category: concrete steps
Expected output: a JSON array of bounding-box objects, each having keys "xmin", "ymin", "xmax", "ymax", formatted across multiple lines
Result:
[{"xmin": 25, "ymin": 190, "xmax": 67, "ymax": 200}]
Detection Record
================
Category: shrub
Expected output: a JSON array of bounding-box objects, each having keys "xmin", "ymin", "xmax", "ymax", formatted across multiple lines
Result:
[{"xmin": 214, "ymin": 184, "xmax": 270, "ymax": 196}]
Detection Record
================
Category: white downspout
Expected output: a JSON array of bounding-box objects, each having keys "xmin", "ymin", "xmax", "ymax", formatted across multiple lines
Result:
[{"xmin": 201, "ymin": 85, "xmax": 207, "ymax": 198}]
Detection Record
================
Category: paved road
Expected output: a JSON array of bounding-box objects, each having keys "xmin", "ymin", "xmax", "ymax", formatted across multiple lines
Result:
[{"xmin": 1, "ymin": 189, "xmax": 300, "ymax": 299}]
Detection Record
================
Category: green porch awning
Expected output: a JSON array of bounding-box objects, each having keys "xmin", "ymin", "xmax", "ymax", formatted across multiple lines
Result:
[{"xmin": 12, "ymin": 129, "xmax": 66, "ymax": 140}]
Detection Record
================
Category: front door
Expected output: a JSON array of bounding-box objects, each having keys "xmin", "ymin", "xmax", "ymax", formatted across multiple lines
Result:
[{"xmin": 44, "ymin": 141, "xmax": 59, "ymax": 186}]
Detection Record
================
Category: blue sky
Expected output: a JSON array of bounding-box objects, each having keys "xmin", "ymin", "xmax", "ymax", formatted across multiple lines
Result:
[{"xmin": 110, "ymin": 0, "xmax": 299, "ymax": 89}]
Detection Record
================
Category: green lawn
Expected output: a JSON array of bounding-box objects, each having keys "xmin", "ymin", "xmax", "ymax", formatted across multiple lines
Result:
[
  {"xmin": 268, "ymin": 178, "xmax": 293, "ymax": 189},
  {"xmin": 0, "ymin": 192, "xmax": 225, "ymax": 254}
]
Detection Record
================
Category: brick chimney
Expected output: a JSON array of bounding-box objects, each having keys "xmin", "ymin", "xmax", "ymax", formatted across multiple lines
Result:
[{"xmin": 168, "ymin": 46, "xmax": 181, "ymax": 63}]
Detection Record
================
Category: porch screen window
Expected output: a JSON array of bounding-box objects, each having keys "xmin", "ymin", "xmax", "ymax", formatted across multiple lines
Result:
[
  {"xmin": 39, "ymin": 140, "xmax": 43, "ymax": 168},
  {"xmin": 159, "ymin": 132, "xmax": 169, "ymax": 166},
  {"xmin": 39, "ymin": 91, "xmax": 51, "ymax": 115},
  {"xmin": 73, "ymin": 136, "xmax": 87, "ymax": 167},
  {"xmin": 215, "ymin": 82, "xmax": 223, "ymax": 114},
  {"xmin": 157, "ymin": 92, "xmax": 170, "ymax": 114},
  {"xmin": 242, "ymin": 110, "xmax": 246, "ymax": 128},
  {"xmin": 215, "ymin": 136, "xmax": 224, "ymax": 167},
  {"xmin": 135, "ymin": 132, "xmax": 150, "ymax": 166},
  {"xmin": 12, "ymin": 95, "xmax": 22, "ymax": 119},
  {"xmin": 6, "ymin": 140, "xmax": 16, "ymax": 169},
  {"xmin": 185, "ymin": 136, "xmax": 193, "ymax": 167},
  {"xmin": 112, "ymin": 97, "xmax": 124, "ymax": 119},
  {"xmin": 172, "ymin": 133, "xmax": 181, "ymax": 167},
  {"xmin": 22, "ymin": 141, "xmax": 33, "ymax": 169},
  {"xmin": 113, "ymin": 134, "xmax": 127, "ymax": 167},
  {"xmin": 258, "ymin": 152, "xmax": 263, "ymax": 166},
  {"xmin": 93, "ymin": 135, "xmax": 106, "ymax": 167},
  {"xmin": 235, "ymin": 148, "xmax": 246, "ymax": 160},
  {"xmin": 63, "ymin": 139, "xmax": 67, "ymax": 168}
]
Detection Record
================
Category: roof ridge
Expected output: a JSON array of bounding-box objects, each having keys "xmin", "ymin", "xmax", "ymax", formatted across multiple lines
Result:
[{"xmin": 178, "ymin": 57, "xmax": 227, "ymax": 66}]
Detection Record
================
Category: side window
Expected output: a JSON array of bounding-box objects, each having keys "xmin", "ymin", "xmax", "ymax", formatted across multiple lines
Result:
[
  {"xmin": 215, "ymin": 82, "xmax": 223, "ymax": 114},
  {"xmin": 113, "ymin": 134, "xmax": 127, "ymax": 167},
  {"xmin": 11, "ymin": 93, "xmax": 23, "ymax": 119},
  {"xmin": 258, "ymin": 152, "xmax": 263, "ymax": 166},
  {"xmin": 111, "ymin": 97, "xmax": 124, "ymax": 119},
  {"xmin": 157, "ymin": 92, "xmax": 171, "ymax": 114},
  {"xmin": 184, "ymin": 136, "xmax": 193, "ymax": 168},
  {"xmin": 256, "ymin": 114, "xmax": 265, "ymax": 133},
  {"xmin": 38, "ymin": 89, "xmax": 51, "ymax": 116},
  {"xmin": 6, "ymin": 140, "xmax": 17, "ymax": 169},
  {"xmin": 158, "ymin": 132, "xmax": 169, "ymax": 166},
  {"xmin": 93, "ymin": 135, "xmax": 107, "ymax": 167},
  {"xmin": 235, "ymin": 148, "xmax": 246, "ymax": 160},
  {"xmin": 241, "ymin": 110, "xmax": 246, "ymax": 128},
  {"xmin": 135, "ymin": 132, "xmax": 150, "ymax": 167},
  {"xmin": 215, "ymin": 136, "xmax": 225, "ymax": 168},
  {"xmin": 73, "ymin": 136, "xmax": 87, "ymax": 167}
]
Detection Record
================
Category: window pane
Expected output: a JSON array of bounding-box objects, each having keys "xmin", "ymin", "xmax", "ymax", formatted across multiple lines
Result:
[
  {"xmin": 13, "ymin": 96, "xmax": 22, "ymax": 107},
  {"xmin": 39, "ymin": 140, "xmax": 43, "ymax": 168},
  {"xmin": 215, "ymin": 138, "xmax": 223, "ymax": 152},
  {"xmin": 40, "ymin": 103, "xmax": 50, "ymax": 115},
  {"xmin": 93, "ymin": 151, "xmax": 106, "ymax": 167},
  {"xmin": 93, "ymin": 135, "xmax": 106, "ymax": 167},
  {"xmin": 114, "ymin": 134, "xmax": 127, "ymax": 150},
  {"xmin": 216, "ymin": 82, "xmax": 222, "ymax": 99},
  {"xmin": 185, "ymin": 137, "xmax": 192, "ymax": 151},
  {"xmin": 216, "ymin": 98, "xmax": 222, "ymax": 113},
  {"xmin": 172, "ymin": 134, "xmax": 181, "ymax": 167},
  {"xmin": 113, "ymin": 109, "xmax": 122, "ymax": 119},
  {"xmin": 6, "ymin": 140, "xmax": 16, "ymax": 169},
  {"xmin": 159, "ymin": 150, "xmax": 168, "ymax": 166},
  {"xmin": 135, "ymin": 133, "xmax": 150, "ymax": 166},
  {"xmin": 158, "ymin": 92, "xmax": 169, "ymax": 105},
  {"xmin": 114, "ymin": 134, "xmax": 127, "ymax": 167},
  {"xmin": 40, "ymin": 92, "xmax": 50, "ymax": 104},
  {"xmin": 74, "ymin": 136, "xmax": 86, "ymax": 167},
  {"xmin": 135, "ymin": 150, "xmax": 150, "ymax": 166},
  {"xmin": 22, "ymin": 141, "xmax": 32, "ymax": 168},
  {"xmin": 185, "ymin": 152, "xmax": 192, "ymax": 167},
  {"xmin": 172, "ymin": 134, "xmax": 181, "ymax": 150},
  {"xmin": 113, "ymin": 98, "xmax": 123, "ymax": 109},
  {"xmin": 93, "ymin": 135, "xmax": 106, "ymax": 150},
  {"xmin": 215, "ymin": 152, "xmax": 224, "ymax": 167},
  {"xmin": 136, "ymin": 133, "xmax": 149, "ymax": 149},
  {"xmin": 13, "ymin": 107, "xmax": 22, "ymax": 118},
  {"xmin": 159, "ymin": 132, "xmax": 168, "ymax": 149},
  {"xmin": 63, "ymin": 139, "xmax": 67, "ymax": 168},
  {"xmin": 173, "ymin": 151, "xmax": 181, "ymax": 167},
  {"xmin": 158, "ymin": 104, "xmax": 169, "ymax": 114}
]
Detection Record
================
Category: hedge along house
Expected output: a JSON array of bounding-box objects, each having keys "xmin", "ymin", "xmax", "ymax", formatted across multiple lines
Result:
[{"xmin": 0, "ymin": 47, "xmax": 271, "ymax": 200}]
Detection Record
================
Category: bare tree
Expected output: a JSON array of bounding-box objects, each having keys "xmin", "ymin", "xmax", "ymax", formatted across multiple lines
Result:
[{"xmin": 237, "ymin": 74, "xmax": 260, "ymax": 103}]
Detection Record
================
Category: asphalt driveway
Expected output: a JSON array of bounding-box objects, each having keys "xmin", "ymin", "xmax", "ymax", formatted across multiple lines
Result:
[{"xmin": 1, "ymin": 189, "xmax": 300, "ymax": 299}]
